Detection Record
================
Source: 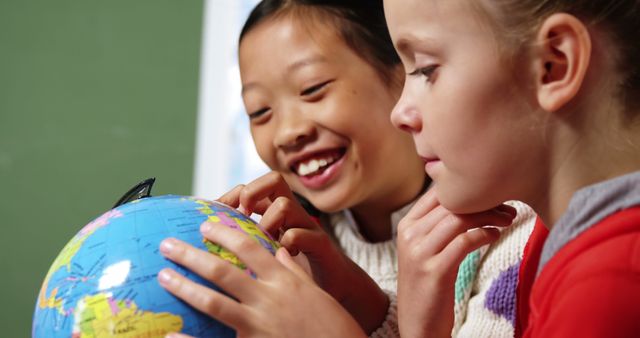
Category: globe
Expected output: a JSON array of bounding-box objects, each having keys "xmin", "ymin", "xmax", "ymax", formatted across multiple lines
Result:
[{"xmin": 33, "ymin": 195, "xmax": 280, "ymax": 337}]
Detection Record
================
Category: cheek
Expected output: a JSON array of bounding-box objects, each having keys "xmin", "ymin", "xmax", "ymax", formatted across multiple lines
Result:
[
  {"xmin": 424, "ymin": 105, "xmax": 467, "ymax": 150},
  {"xmin": 250, "ymin": 129, "xmax": 277, "ymax": 168},
  {"xmin": 431, "ymin": 76, "xmax": 503, "ymax": 140},
  {"xmin": 347, "ymin": 114, "xmax": 399, "ymax": 157}
]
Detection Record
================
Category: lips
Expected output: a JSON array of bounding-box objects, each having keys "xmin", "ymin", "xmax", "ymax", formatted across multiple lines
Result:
[
  {"xmin": 419, "ymin": 155, "xmax": 441, "ymax": 174},
  {"xmin": 420, "ymin": 156, "xmax": 440, "ymax": 163},
  {"xmin": 290, "ymin": 148, "xmax": 346, "ymax": 177}
]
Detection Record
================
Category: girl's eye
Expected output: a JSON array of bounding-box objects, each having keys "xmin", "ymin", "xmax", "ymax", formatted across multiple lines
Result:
[
  {"xmin": 300, "ymin": 80, "xmax": 332, "ymax": 96},
  {"xmin": 409, "ymin": 65, "xmax": 438, "ymax": 82},
  {"xmin": 248, "ymin": 107, "xmax": 270, "ymax": 120}
]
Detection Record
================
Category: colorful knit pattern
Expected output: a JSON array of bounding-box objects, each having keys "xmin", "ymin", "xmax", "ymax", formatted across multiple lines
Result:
[
  {"xmin": 453, "ymin": 201, "xmax": 536, "ymax": 338},
  {"xmin": 453, "ymin": 247, "xmax": 486, "ymax": 334},
  {"xmin": 456, "ymin": 250, "xmax": 482, "ymax": 303},
  {"xmin": 485, "ymin": 261, "xmax": 520, "ymax": 324}
]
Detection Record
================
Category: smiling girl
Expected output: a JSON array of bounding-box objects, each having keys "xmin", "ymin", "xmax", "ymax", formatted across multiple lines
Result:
[
  {"xmin": 156, "ymin": 0, "xmax": 538, "ymax": 337},
  {"xmin": 162, "ymin": 0, "xmax": 426, "ymax": 335}
]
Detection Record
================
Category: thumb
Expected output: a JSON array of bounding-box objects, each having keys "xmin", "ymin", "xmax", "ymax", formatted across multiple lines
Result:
[{"xmin": 275, "ymin": 247, "xmax": 315, "ymax": 283}]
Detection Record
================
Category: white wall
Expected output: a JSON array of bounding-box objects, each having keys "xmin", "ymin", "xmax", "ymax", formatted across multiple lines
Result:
[{"xmin": 192, "ymin": 0, "xmax": 268, "ymax": 199}]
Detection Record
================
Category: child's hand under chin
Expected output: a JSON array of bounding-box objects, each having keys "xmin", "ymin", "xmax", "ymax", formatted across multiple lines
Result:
[
  {"xmin": 158, "ymin": 221, "xmax": 365, "ymax": 338},
  {"xmin": 396, "ymin": 189, "xmax": 517, "ymax": 338},
  {"xmin": 216, "ymin": 172, "xmax": 390, "ymax": 334}
]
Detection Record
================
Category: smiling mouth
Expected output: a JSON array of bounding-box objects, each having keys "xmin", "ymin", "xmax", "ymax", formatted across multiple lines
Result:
[{"xmin": 291, "ymin": 148, "xmax": 346, "ymax": 177}]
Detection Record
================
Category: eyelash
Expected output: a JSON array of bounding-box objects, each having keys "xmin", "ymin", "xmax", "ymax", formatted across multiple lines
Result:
[
  {"xmin": 248, "ymin": 80, "xmax": 332, "ymax": 120},
  {"xmin": 409, "ymin": 65, "xmax": 438, "ymax": 81},
  {"xmin": 300, "ymin": 80, "xmax": 332, "ymax": 96},
  {"xmin": 249, "ymin": 107, "xmax": 269, "ymax": 120}
]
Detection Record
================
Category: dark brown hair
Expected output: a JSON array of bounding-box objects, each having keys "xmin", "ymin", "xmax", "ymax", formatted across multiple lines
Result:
[{"xmin": 239, "ymin": 0, "xmax": 401, "ymax": 84}]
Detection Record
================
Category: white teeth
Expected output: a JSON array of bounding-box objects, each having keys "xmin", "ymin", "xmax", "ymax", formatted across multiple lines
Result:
[
  {"xmin": 296, "ymin": 155, "xmax": 337, "ymax": 176},
  {"xmin": 308, "ymin": 160, "xmax": 320, "ymax": 173},
  {"xmin": 298, "ymin": 163, "xmax": 310, "ymax": 176}
]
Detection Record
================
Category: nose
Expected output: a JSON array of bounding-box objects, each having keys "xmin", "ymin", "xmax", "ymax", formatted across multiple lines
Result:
[
  {"xmin": 273, "ymin": 108, "xmax": 316, "ymax": 150},
  {"xmin": 390, "ymin": 86, "xmax": 422, "ymax": 133}
]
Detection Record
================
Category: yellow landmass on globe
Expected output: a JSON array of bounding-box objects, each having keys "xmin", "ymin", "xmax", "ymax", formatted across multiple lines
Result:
[
  {"xmin": 73, "ymin": 293, "xmax": 183, "ymax": 338},
  {"xmin": 203, "ymin": 240, "xmax": 245, "ymax": 269},
  {"xmin": 229, "ymin": 215, "xmax": 279, "ymax": 252},
  {"xmin": 194, "ymin": 199, "xmax": 280, "ymax": 270}
]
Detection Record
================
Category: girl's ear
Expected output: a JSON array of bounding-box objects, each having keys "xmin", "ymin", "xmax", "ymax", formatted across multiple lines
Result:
[{"xmin": 534, "ymin": 13, "xmax": 591, "ymax": 113}]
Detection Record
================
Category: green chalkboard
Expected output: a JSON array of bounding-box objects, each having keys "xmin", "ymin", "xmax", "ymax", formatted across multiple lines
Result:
[{"xmin": 0, "ymin": 0, "xmax": 204, "ymax": 335}]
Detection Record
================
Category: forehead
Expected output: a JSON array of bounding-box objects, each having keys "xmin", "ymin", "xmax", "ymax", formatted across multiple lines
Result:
[
  {"xmin": 384, "ymin": 0, "xmax": 489, "ymax": 45},
  {"xmin": 239, "ymin": 13, "xmax": 344, "ymax": 61},
  {"xmin": 238, "ymin": 14, "xmax": 361, "ymax": 82}
]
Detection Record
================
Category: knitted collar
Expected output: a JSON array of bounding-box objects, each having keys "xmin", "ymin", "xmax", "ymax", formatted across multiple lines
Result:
[
  {"xmin": 339, "ymin": 197, "xmax": 418, "ymax": 240},
  {"xmin": 538, "ymin": 170, "xmax": 640, "ymax": 275},
  {"xmin": 339, "ymin": 176, "xmax": 431, "ymax": 240}
]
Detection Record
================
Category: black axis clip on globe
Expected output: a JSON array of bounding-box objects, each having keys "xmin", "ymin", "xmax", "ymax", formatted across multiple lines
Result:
[{"xmin": 113, "ymin": 177, "xmax": 156, "ymax": 208}]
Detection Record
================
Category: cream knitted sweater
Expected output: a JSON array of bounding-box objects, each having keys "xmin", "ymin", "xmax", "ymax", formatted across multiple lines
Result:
[
  {"xmin": 328, "ymin": 204, "xmax": 408, "ymax": 337},
  {"xmin": 328, "ymin": 200, "xmax": 536, "ymax": 338},
  {"xmin": 453, "ymin": 201, "xmax": 536, "ymax": 337}
]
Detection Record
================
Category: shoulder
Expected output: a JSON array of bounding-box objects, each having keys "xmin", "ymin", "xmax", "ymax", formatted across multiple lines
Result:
[
  {"xmin": 537, "ymin": 207, "xmax": 640, "ymax": 287},
  {"xmin": 545, "ymin": 207, "xmax": 640, "ymax": 278},
  {"xmin": 526, "ymin": 208, "xmax": 640, "ymax": 336},
  {"xmin": 527, "ymin": 264, "xmax": 640, "ymax": 337}
]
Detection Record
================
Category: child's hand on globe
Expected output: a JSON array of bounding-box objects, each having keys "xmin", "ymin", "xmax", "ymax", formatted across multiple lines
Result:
[
  {"xmin": 157, "ymin": 221, "xmax": 366, "ymax": 338},
  {"xmin": 217, "ymin": 172, "xmax": 390, "ymax": 334}
]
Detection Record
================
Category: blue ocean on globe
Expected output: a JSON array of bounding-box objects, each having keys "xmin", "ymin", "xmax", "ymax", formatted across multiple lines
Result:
[{"xmin": 33, "ymin": 195, "xmax": 280, "ymax": 337}]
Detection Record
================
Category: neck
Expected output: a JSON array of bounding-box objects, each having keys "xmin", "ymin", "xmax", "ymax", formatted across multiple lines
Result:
[
  {"xmin": 350, "ymin": 176, "xmax": 427, "ymax": 243},
  {"xmin": 530, "ymin": 107, "xmax": 640, "ymax": 228},
  {"xmin": 349, "ymin": 207, "xmax": 394, "ymax": 243}
]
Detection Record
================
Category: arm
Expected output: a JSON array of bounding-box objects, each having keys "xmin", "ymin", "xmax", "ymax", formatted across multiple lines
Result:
[{"xmin": 369, "ymin": 290, "xmax": 400, "ymax": 338}]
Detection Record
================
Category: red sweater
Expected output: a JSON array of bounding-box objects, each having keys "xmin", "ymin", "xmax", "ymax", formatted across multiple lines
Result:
[{"xmin": 516, "ymin": 208, "xmax": 640, "ymax": 337}]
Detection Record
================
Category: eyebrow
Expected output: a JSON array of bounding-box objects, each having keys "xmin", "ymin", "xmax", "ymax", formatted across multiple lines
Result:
[
  {"xmin": 241, "ymin": 82, "xmax": 260, "ymax": 96},
  {"xmin": 395, "ymin": 34, "xmax": 440, "ymax": 56},
  {"xmin": 286, "ymin": 55, "xmax": 327, "ymax": 73},
  {"xmin": 395, "ymin": 37, "xmax": 414, "ymax": 55},
  {"xmin": 241, "ymin": 56, "xmax": 328, "ymax": 95}
]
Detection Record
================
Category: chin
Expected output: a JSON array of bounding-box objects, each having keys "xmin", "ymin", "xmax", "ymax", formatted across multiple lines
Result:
[
  {"xmin": 435, "ymin": 186, "xmax": 497, "ymax": 214},
  {"xmin": 304, "ymin": 192, "xmax": 351, "ymax": 214},
  {"xmin": 438, "ymin": 199, "xmax": 473, "ymax": 214},
  {"xmin": 308, "ymin": 199, "xmax": 345, "ymax": 214}
]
